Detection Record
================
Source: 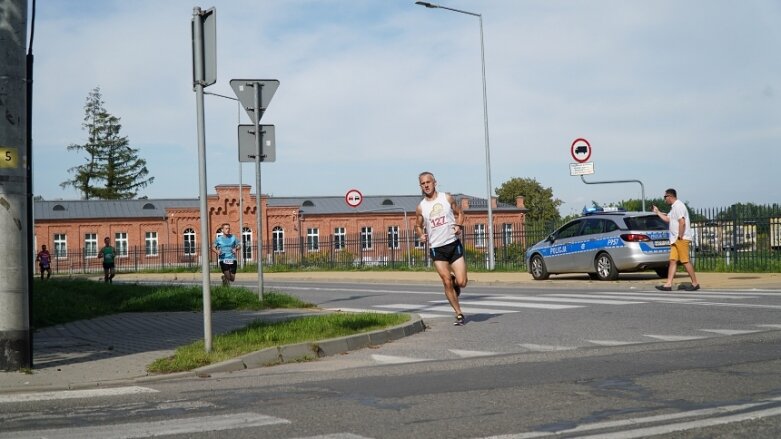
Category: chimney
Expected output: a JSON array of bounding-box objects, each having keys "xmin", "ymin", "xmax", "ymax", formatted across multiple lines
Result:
[
  {"xmin": 516, "ymin": 196, "xmax": 525, "ymax": 209},
  {"xmin": 461, "ymin": 197, "xmax": 470, "ymax": 210}
]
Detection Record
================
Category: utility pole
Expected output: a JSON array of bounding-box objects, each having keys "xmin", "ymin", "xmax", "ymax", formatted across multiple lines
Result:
[{"xmin": 0, "ymin": 0, "xmax": 31, "ymax": 370}]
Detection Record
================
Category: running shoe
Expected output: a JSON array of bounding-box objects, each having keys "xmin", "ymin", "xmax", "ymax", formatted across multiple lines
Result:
[
  {"xmin": 453, "ymin": 313, "xmax": 465, "ymax": 326},
  {"xmin": 451, "ymin": 274, "xmax": 461, "ymax": 297}
]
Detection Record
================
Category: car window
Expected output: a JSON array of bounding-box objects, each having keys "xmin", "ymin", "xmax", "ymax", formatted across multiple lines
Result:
[
  {"xmin": 555, "ymin": 220, "xmax": 582, "ymax": 239},
  {"xmin": 605, "ymin": 219, "xmax": 619, "ymax": 232},
  {"xmin": 581, "ymin": 218, "xmax": 604, "ymax": 236},
  {"xmin": 623, "ymin": 215, "xmax": 667, "ymax": 230}
]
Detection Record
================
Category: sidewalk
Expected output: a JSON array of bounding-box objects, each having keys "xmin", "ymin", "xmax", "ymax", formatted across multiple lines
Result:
[{"xmin": 1, "ymin": 271, "xmax": 778, "ymax": 394}]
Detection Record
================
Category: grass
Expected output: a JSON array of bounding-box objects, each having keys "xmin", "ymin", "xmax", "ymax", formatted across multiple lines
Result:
[
  {"xmin": 147, "ymin": 312, "xmax": 410, "ymax": 373},
  {"xmin": 34, "ymin": 278, "xmax": 412, "ymax": 373},
  {"xmin": 33, "ymin": 278, "xmax": 312, "ymax": 329}
]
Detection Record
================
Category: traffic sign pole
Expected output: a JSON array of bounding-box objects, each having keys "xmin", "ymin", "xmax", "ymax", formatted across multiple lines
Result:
[{"xmin": 253, "ymin": 82, "xmax": 264, "ymax": 300}]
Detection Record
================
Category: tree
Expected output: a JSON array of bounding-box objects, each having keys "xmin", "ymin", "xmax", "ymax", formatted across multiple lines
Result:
[
  {"xmin": 61, "ymin": 87, "xmax": 154, "ymax": 199},
  {"xmin": 495, "ymin": 177, "xmax": 562, "ymax": 226}
]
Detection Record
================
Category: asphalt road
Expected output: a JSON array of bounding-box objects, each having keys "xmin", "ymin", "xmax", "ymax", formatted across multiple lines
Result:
[{"xmin": 3, "ymin": 279, "xmax": 781, "ymax": 438}]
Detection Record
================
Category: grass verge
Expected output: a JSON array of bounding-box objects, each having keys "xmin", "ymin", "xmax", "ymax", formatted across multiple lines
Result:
[
  {"xmin": 33, "ymin": 278, "xmax": 312, "ymax": 328},
  {"xmin": 147, "ymin": 312, "xmax": 410, "ymax": 373}
]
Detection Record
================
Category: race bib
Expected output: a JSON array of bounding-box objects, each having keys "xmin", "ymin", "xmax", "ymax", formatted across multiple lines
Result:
[{"xmin": 222, "ymin": 258, "xmax": 235, "ymax": 264}]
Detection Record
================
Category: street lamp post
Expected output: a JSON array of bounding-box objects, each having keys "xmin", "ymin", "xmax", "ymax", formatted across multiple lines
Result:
[
  {"xmin": 204, "ymin": 91, "xmax": 244, "ymax": 269},
  {"xmin": 415, "ymin": 1, "xmax": 495, "ymax": 269}
]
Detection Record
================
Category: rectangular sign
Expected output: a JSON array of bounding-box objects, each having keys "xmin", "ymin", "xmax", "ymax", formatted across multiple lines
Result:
[
  {"xmin": 569, "ymin": 162, "xmax": 594, "ymax": 176},
  {"xmin": 0, "ymin": 146, "xmax": 19, "ymax": 169},
  {"xmin": 238, "ymin": 124, "xmax": 276, "ymax": 163}
]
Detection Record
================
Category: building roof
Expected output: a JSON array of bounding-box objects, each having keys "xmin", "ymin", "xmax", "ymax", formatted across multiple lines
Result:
[
  {"xmin": 33, "ymin": 193, "xmax": 523, "ymax": 220},
  {"xmin": 34, "ymin": 199, "xmax": 199, "ymax": 221}
]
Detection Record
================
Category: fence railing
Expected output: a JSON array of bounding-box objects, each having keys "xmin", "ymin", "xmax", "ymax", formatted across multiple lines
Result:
[{"xmin": 38, "ymin": 206, "xmax": 781, "ymax": 275}]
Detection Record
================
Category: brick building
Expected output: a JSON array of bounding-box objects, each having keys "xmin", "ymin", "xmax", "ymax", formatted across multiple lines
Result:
[{"xmin": 33, "ymin": 185, "xmax": 527, "ymax": 272}]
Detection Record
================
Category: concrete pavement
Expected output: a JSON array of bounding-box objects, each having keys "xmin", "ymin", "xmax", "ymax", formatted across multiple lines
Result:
[{"xmin": 0, "ymin": 270, "xmax": 778, "ymax": 394}]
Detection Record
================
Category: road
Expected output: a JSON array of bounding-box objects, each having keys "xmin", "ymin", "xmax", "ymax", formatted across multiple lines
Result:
[{"xmin": 3, "ymin": 279, "xmax": 781, "ymax": 438}]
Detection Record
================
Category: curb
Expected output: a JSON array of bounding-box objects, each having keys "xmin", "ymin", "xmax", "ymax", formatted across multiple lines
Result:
[{"xmin": 192, "ymin": 313, "xmax": 426, "ymax": 375}]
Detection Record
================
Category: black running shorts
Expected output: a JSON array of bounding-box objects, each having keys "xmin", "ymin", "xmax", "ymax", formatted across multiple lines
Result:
[{"xmin": 429, "ymin": 239, "xmax": 464, "ymax": 264}]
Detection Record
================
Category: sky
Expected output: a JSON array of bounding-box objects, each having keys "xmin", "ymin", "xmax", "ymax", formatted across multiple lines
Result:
[{"xmin": 27, "ymin": 0, "xmax": 781, "ymax": 215}]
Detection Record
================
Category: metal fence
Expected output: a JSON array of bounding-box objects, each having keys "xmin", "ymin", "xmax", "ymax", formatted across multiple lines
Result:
[{"xmin": 38, "ymin": 205, "xmax": 781, "ymax": 275}]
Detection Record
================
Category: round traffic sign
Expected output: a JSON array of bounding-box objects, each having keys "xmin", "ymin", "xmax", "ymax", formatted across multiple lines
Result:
[
  {"xmin": 345, "ymin": 189, "xmax": 363, "ymax": 208},
  {"xmin": 571, "ymin": 138, "xmax": 592, "ymax": 163}
]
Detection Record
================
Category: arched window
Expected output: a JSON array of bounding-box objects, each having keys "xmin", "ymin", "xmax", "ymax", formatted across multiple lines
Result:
[
  {"xmin": 272, "ymin": 226, "xmax": 284, "ymax": 253},
  {"xmin": 53, "ymin": 204, "xmax": 66, "ymax": 211},
  {"xmin": 382, "ymin": 199, "xmax": 394, "ymax": 205},
  {"xmin": 183, "ymin": 228, "xmax": 196, "ymax": 255},
  {"xmin": 142, "ymin": 203, "xmax": 156, "ymax": 210},
  {"xmin": 302, "ymin": 200, "xmax": 315, "ymax": 207}
]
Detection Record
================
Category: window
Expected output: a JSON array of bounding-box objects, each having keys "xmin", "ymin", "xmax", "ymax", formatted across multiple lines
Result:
[
  {"xmin": 54, "ymin": 233, "xmax": 67, "ymax": 258},
  {"xmin": 145, "ymin": 231, "xmax": 159, "ymax": 256},
  {"xmin": 272, "ymin": 226, "xmax": 284, "ymax": 253},
  {"xmin": 242, "ymin": 227, "xmax": 253, "ymax": 261},
  {"xmin": 334, "ymin": 227, "xmax": 346, "ymax": 250},
  {"xmin": 183, "ymin": 228, "xmax": 196, "ymax": 255},
  {"xmin": 474, "ymin": 224, "xmax": 486, "ymax": 248},
  {"xmin": 387, "ymin": 226, "xmax": 400, "ymax": 249},
  {"xmin": 502, "ymin": 223, "xmax": 513, "ymax": 245},
  {"xmin": 115, "ymin": 232, "xmax": 128, "ymax": 257},
  {"xmin": 555, "ymin": 221, "xmax": 582, "ymax": 240},
  {"xmin": 361, "ymin": 227, "xmax": 373, "ymax": 250},
  {"xmin": 307, "ymin": 227, "xmax": 319, "ymax": 251},
  {"xmin": 581, "ymin": 219, "xmax": 604, "ymax": 236},
  {"xmin": 414, "ymin": 232, "xmax": 425, "ymax": 249},
  {"xmin": 84, "ymin": 233, "xmax": 98, "ymax": 257}
]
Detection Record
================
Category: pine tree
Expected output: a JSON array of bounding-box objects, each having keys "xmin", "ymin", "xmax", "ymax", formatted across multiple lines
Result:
[{"xmin": 61, "ymin": 87, "xmax": 154, "ymax": 199}]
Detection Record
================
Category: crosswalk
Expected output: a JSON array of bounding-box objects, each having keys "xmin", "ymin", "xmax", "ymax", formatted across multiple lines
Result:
[{"xmin": 326, "ymin": 289, "xmax": 781, "ymax": 320}]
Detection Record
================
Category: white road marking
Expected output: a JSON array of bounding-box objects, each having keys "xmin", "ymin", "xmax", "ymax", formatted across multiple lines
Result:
[
  {"xmin": 482, "ymin": 396, "xmax": 781, "ymax": 438},
  {"xmin": 756, "ymin": 324, "xmax": 781, "ymax": 329},
  {"xmin": 644, "ymin": 334, "xmax": 709, "ymax": 341},
  {"xmin": 550, "ymin": 293, "xmax": 697, "ymax": 302},
  {"xmin": 429, "ymin": 300, "xmax": 583, "ymax": 310},
  {"xmin": 687, "ymin": 301, "xmax": 781, "ymax": 310},
  {"xmin": 494, "ymin": 295, "xmax": 643, "ymax": 305},
  {"xmin": 0, "ymin": 412, "xmax": 290, "ymax": 439},
  {"xmin": 450, "ymin": 349, "xmax": 500, "ymax": 357},
  {"xmin": 518, "ymin": 344, "xmax": 576, "ymax": 352},
  {"xmin": 0, "ymin": 386, "xmax": 158, "ymax": 404},
  {"xmin": 376, "ymin": 304, "xmax": 521, "ymax": 315},
  {"xmin": 586, "ymin": 339, "xmax": 639, "ymax": 346},
  {"xmin": 371, "ymin": 354, "xmax": 430, "ymax": 364},
  {"xmin": 699, "ymin": 329, "xmax": 762, "ymax": 336}
]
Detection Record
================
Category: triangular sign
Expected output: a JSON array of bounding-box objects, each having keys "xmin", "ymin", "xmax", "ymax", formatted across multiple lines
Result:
[{"xmin": 229, "ymin": 79, "xmax": 280, "ymax": 124}]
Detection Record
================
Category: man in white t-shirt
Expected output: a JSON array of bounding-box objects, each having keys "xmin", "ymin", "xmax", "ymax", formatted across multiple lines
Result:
[
  {"xmin": 652, "ymin": 188, "xmax": 700, "ymax": 291},
  {"xmin": 415, "ymin": 172, "xmax": 468, "ymax": 326}
]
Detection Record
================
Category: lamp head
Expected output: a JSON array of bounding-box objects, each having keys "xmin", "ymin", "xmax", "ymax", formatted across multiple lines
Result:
[{"xmin": 415, "ymin": 1, "xmax": 438, "ymax": 8}]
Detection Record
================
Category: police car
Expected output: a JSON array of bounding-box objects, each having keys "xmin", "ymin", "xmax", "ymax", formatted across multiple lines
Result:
[{"xmin": 525, "ymin": 208, "xmax": 671, "ymax": 281}]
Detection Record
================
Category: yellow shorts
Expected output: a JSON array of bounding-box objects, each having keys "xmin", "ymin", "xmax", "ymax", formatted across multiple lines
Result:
[{"xmin": 670, "ymin": 239, "xmax": 690, "ymax": 263}]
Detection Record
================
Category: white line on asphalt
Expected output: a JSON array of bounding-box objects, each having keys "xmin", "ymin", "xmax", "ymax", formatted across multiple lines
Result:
[
  {"xmin": 371, "ymin": 354, "xmax": 430, "ymax": 364},
  {"xmin": 0, "ymin": 412, "xmax": 290, "ymax": 439},
  {"xmin": 481, "ymin": 397, "xmax": 781, "ymax": 438},
  {"xmin": 756, "ymin": 324, "xmax": 781, "ymax": 329},
  {"xmin": 550, "ymin": 293, "xmax": 697, "ymax": 302},
  {"xmin": 450, "ymin": 349, "xmax": 501, "ymax": 357},
  {"xmin": 643, "ymin": 334, "xmax": 709, "ymax": 341},
  {"xmin": 699, "ymin": 329, "xmax": 762, "ymax": 335},
  {"xmin": 493, "ymin": 295, "xmax": 644, "ymax": 305},
  {"xmin": 586, "ymin": 340, "xmax": 640, "ymax": 346},
  {"xmin": 685, "ymin": 301, "xmax": 781, "ymax": 310},
  {"xmin": 428, "ymin": 300, "xmax": 583, "ymax": 310},
  {"xmin": 376, "ymin": 304, "xmax": 522, "ymax": 314},
  {"xmin": 270, "ymin": 285, "xmax": 439, "ymax": 295},
  {"xmin": 0, "ymin": 386, "xmax": 158, "ymax": 404},
  {"xmin": 518, "ymin": 344, "xmax": 577, "ymax": 352},
  {"xmin": 608, "ymin": 291, "xmax": 758, "ymax": 300},
  {"xmin": 296, "ymin": 434, "xmax": 373, "ymax": 439},
  {"xmin": 323, "ymin": 307, "xmax": 447, "ymax": 319}
]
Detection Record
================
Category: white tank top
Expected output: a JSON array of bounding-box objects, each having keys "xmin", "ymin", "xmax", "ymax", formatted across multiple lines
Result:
[{"xmin": 419, "ymin": 192, "xmax": 457, "ymax": 248}]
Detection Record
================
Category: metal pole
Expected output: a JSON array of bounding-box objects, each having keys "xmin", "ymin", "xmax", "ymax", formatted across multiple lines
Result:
[
  {"xmin": 0, "ymin": 0, "xmax": 30, "ymax": 370},
  {"xmin": 192, "ymin": 7, "xmax": 212, "ymax": 352},
  {"xmin": 415, "ymin": 2, "xmax": 494, "ymax": 269},
  {"xmin": 580, "ymin": 176, "xmax": 646, "ymax": 211},
  {"xmin": 237, "ymin": 100, "xmax": 244, "ymax": 269},
  {"xmin": 478, "ymin": 15, "xmax": 495, "ymax": 270},
  {"xmin": 252, "ymin": 82, "xmax": 264, "ymax": 299}
]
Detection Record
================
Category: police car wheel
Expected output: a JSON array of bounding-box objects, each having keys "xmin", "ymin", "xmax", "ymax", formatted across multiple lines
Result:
[
  {"xmin": 595, "ymin": 253, "xmax": 619, "ymax": 281},
  {"xmin": 530, "ymin": 254, "xmax": 549, "ymax": 280},
  {"xmin": 655, "ymin": 267, "xmax": 669, "ymax": 278}
]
